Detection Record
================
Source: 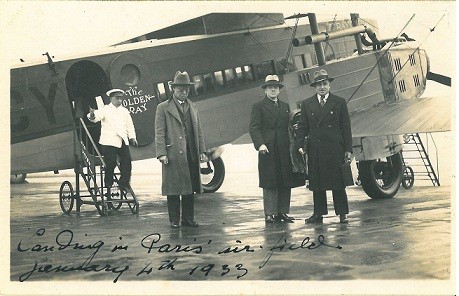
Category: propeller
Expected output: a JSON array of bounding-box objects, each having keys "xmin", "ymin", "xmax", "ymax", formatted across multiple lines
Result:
[{"xmin": 426, "ymin": 71, "xmax": 451, "ymax": 86}]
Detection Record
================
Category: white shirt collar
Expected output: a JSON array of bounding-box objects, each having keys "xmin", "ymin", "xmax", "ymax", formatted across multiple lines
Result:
[{"xmin": 317, "ymin": 93, "xmax": 329, "ymax": 102}]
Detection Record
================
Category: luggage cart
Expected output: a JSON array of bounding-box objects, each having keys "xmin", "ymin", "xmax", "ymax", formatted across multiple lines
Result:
[{"xmin": 58, "ymin": 118, "xmax": 139, "ymax": 216}]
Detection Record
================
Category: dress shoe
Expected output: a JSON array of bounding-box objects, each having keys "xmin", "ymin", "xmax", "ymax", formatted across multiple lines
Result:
[
  {"xmin": 170, "ymin": 221, "xmax": 180, "ymax": 228},
  {"xmin": 277, "ymin": 213, "xmax": 294, "ymax": 223},
  {"xmin": 265, "ymin": 215, "xmax": 276, "ymax": 223},
  {"xmin": 305, "ymin": 214, "xmax": 323, "ymax": 224},
  {"xmin": 182, "ymin": 220, "xmax": 199, "ymax": 227},
  {"xmin": 339, "ymin": 214, "xmax": 348, "ymax": 224}
]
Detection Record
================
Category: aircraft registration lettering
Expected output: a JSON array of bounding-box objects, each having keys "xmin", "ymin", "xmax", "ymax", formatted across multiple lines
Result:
[
  {"xmin": 11, "ymin": 82, "xmax": 59, "ymax": 134},
  {"xmin": 28, "ymin": 83, "xmax": 58, "ymax": 125}
]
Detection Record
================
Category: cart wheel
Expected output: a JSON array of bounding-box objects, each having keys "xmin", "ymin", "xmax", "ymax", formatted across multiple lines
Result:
[
  {"xmin": 107, "ymin": 188, "xmax": 122, "ymax": 211},
  {"xmin": 402, "ymin": 166, "xmax": 414, "ymax": 189},
  {"xmin": 59, "ymin": 181, "xmax": 74, "ymax": 214}
]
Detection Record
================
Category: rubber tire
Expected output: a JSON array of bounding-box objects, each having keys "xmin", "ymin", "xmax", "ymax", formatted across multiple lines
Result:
[
  {"xmin": 10, "ymin": 173, "xmax": 27, "ymax": 184},
  {"xmin": 402, "ymin": 166, "xmax": 415, "ymax": 189},
  {"xmin": 201, "ymin": 157, "xmax": 225, "ymax": 193},
  {"xmin": 59, "ymin": 181, "xmax": 74, "ymax": 214},
  {"xmin": 359, "ymin": 152, "xmax": 404, "ymax": 199}
]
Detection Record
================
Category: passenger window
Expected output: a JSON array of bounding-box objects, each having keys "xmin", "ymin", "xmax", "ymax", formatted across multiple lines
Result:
[
  {"xmin": 156, "ymin": 83, "xmax": 168, "ymax": 102},
  {"xmin": 203, "ymin": 73, "xmax": 215, "ymax": 92},
  {"xmin": 224, "ymin": 68, "xmax": 236, "ymax": 87},
  {"xmin": 214, "ymin": 71, "xmax": 224, "ymax": 90},
  {"xmin": 235, "ymin": 67, "xmax": 244, "ymax": 84},
  {"xmin": 244, "ymin": 65, "xmax": 254, "ymax": 82},
  {"xmin": 193, "ymin": 75, "xmax": 205, "ymax": 95}
]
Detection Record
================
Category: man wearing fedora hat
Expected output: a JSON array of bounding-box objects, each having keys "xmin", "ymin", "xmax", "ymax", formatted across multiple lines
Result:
[
  {"xmin": 250, "ymin": 75, "xmax": 305, "ymax": 223},
  {"xmin": 88, "ymin": 89, "xmax": 138, "ymax": 193},
  {"xmin": 155, "ymin": 71, "xmax": 208, "ymax": 228},
  {"xmin": 295, "ymin": 69, "xmax": 353, "ymax": 224}
]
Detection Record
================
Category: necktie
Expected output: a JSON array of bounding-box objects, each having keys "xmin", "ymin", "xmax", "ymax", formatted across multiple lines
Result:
[
  {"xmin": 273, "ymin": 100, "xmax": 278, "ymax": 107},
  {"xmin": 319, "ymin": 95, "xmax": 326, "ymax": 108}
]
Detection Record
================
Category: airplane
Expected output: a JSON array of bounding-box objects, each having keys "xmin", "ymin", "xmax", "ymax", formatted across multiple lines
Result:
[{"xmin": 10, "ymin": 12, "xmax": 451, "ymax": 201}]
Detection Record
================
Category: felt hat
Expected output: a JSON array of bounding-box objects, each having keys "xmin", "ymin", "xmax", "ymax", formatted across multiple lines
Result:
[
  {"xmin": 310, "ymin": 69, "xmax": 334, "ymax": 87},
  {"xmin": 169, "ymin": 71, "xmax": 195, "ymax": 86}
]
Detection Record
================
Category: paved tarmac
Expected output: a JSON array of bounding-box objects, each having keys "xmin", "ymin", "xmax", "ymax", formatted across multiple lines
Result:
[
  {"xmin": 10, "ymin": 168, "xmax": 451, "ymax": 284},
  {"xmin": 8, "ymin": 132, "xmax": 454, "ymax": 295}
]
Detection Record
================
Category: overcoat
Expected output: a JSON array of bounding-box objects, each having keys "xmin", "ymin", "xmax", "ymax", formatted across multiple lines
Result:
[
  {"xmin": 249, "ymin": 96, "xmax": 305, "ymax": 188},
  {"xmin": 295, "ymin": 93, "xmax": 352, "ymax": 191},
  {"xmin": 155, "ymin": 98, "xmax": 206, "ymax": 196}
]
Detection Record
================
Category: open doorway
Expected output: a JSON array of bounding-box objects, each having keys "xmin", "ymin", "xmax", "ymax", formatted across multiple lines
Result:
[{"xmin": 65, "ymin": 60, "xmax": 111, "ymax": 152}]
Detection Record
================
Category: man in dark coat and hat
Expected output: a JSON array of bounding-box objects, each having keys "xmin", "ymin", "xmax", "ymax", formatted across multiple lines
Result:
[
  {"xmin": 250, "ymin": 75, "xmax": 305, "ymax": 223},
  {"xmin": 295, "ymin": 69, "xmax": 353, "ymax": 224},
  {"xmin": 155, "ymin": 71, "xmax": 207, "ymax": 228}
]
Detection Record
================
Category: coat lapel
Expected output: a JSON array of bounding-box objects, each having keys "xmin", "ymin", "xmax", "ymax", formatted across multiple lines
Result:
[
  {"xmin": 306, "ymin": 96, "xmax": 320, "ymax": 124},
  {"xmin": 277, "ymin": 100, "xmax": 289, "ymax": 128},
  {"xmin": 317, "ymin": 94, "xmax": 339, "ymax": 125},
  {"xmin": 262, "ymin": 97, "xmax": 279, "ymax": 119},
  {"xmin": 166, "ymin": 98, "xmax": 182, "ymax": 124}
]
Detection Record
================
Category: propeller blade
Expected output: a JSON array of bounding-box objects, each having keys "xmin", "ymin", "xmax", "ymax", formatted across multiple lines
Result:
[
  {"xmin": 426, "ymin": 71, "xmax": 451, "ymax": 86},
  {"xmin": 284, "ymin": 13, "xmax": 309, "ymax": 20}
]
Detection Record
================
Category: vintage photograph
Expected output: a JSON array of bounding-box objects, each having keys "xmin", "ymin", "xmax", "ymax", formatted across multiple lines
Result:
[{"xmin": 2, "ymin": 1, "xmax": 455, "ymax": 295}]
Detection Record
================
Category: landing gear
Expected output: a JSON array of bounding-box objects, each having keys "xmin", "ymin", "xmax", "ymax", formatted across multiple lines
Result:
[
  {"xmin": 201, "ymin": 157, "xmax": 225, "ymax": 193},
  {"xmin": 10, "ymin": 173, "xmax": 27, "ymax": 184},
  {"xmin": 358, "ymin": 152, "xmax": 404, "ymax": 199}
]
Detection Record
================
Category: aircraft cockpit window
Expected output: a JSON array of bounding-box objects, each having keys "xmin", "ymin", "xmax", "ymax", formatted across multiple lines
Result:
[
  {"xmin": 294, "ymin": 55, "xmax": 306, "ymax": 69},
  {"xmin": 253, "ymin": 60, "xmax": 276, "ymax": 80}
]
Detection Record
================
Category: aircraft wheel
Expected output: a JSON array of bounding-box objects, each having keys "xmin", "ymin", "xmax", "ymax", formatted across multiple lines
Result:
[
  {"xmin": 201, "ymin": 157, "xmax": 225, "ymax": 193},
  {"xmin": 10, "ymin": 173, "xmax": 27, "ymax": 184},
  {"xmin": 358, "ymin": 152, "xmax": 403, "ymax": 199},
  {"xmin": 59, "ymin": 181, "xmax": 74, "ymax": 214},
  {"xmin": 402, "ymin": 166, "xmax": 414, "ymax": 189}
]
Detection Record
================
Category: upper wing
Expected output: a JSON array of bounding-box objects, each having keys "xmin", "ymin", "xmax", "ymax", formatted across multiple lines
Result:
[{"xmin": 350, "ymin": 96, "xmax": 451, "ymax": 137}]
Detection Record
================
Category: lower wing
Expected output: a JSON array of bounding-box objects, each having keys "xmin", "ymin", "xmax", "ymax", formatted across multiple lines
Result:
[{"xmin": 350, "ymin": 96, "xmax": 451, "ymax": 137}]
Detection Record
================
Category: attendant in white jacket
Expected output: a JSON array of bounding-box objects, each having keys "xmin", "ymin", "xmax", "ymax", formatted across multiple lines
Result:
[{"xmin": 88, "ymin": 89, "xmax": 138, "ymax": 192}]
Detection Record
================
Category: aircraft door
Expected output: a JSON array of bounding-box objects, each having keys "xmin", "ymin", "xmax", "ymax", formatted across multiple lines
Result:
[{"xmin": 109, "ymin": 53, "xmax": 158, "ymax": 146}]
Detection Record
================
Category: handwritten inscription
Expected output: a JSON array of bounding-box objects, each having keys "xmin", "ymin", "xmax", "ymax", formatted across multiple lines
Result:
[
  {"xmin": 122, "ymin": 86, "xmax": 155, "ymax": 115},
  {"xmin": 15, "ymin": 228, "xmax": 342, "ymax": 282}
]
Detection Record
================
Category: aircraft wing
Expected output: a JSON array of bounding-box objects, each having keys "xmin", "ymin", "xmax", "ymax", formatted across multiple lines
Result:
[{"xmin": 350, "ymin": 96, "xmax": 452, "ymax": 137}]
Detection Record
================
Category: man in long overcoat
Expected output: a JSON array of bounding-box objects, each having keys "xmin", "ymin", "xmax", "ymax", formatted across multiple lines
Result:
[
  {"xmin": 295, "ymin": 69, "xmax": 353, "ymax": 224},
  {"xmin": 250, "ymin": 75, "xmax": 305, "ymax": 223},
  {"xmin": 155, "ymin": 71, "xmax": 207, "ymax": 228}
]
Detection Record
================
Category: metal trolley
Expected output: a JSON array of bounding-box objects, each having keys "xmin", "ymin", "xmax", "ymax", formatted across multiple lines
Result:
[{"xmin": 59, "ymin": 118, "xmax": 139, "ymax": 216}]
